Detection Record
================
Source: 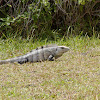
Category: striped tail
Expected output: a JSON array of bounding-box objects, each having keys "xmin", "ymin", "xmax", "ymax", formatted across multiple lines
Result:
[
  {"xmin": 0, "ymin": 56, "xmax": 29, "ymax": 64},
  {"xmin": 0, "ymin": 57, "xmax": 18, "ymax": 64}
]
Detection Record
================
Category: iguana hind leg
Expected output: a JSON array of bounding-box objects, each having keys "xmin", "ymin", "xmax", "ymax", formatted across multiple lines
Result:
[{"xmin": 18, "ymin": 58, "xmax": 28, "ymax": 64}]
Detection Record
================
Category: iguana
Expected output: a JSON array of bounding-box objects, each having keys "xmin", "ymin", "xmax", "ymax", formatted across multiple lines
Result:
[{"xmin": 0, "ymin": 45, "xmax": 70, "ymax": 64}]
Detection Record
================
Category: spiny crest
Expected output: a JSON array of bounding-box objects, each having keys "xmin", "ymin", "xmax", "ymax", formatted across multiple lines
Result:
[
  {"xmin": 35, "ymin": 44, "xmax": 57, "ymax": 50},
  {"xmin": 29, "ymin": 44, "xmax": 57, "ymax": 53}
]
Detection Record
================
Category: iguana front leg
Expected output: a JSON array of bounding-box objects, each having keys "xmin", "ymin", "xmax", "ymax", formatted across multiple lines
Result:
[{"xmin": 48, "ymin": 55, "xmax": 54, "ymax": 61}]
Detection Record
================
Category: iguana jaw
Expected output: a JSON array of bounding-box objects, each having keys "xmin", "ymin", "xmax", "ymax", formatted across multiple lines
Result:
[
  {"xmin": 58, "ymin": 46, "xmax": 70, "ymax": 53},
  {"xmin": 55, "ymin": 46, "xmax": 70, "ymax": 58}
]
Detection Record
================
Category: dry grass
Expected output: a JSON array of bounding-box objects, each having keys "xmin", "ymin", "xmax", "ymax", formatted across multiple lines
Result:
[
  {"xmin": 0, "ymin": 37, "xmax": 100, "ymax": 100},
  {"xmin": 0, "ymin": 47, "xmax": 100, "ymax": 100}
]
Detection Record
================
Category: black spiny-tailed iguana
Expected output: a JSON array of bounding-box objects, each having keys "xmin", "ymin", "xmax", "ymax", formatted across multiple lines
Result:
[{"xmin": 0, "ymin": 45, "xmax": 70, "ymax": 64}]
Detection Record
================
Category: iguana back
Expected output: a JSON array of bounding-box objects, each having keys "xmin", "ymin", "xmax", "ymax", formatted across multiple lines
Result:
[{"xmin": 0, "ymin": 45, "xmax": 70, "ymax": 64}]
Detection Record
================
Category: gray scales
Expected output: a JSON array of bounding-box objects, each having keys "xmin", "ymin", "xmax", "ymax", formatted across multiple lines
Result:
[{"xmin": 0, "ymin": 45, "xmax": 70, "ymax": 64}]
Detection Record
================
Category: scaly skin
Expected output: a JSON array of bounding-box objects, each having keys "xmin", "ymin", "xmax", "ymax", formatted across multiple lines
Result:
[{"xmin": 0, "ymin": 45, "xmax": 70, "ymax": 64}]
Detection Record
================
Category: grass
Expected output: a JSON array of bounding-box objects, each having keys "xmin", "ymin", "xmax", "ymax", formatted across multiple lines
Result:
[{"xmin": 0, "ymin": 36, "xmax": 100, "ymax": 100}]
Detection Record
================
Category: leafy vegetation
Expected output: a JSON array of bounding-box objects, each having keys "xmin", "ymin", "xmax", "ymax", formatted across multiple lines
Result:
[{"xmin": 0, "ymin": 0, "xmax": 100, "ymax": 39}]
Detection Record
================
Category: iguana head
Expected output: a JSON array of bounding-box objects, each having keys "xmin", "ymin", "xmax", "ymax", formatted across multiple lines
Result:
[{"xmin": 55, "ymin": 46, "xmax": 70, "ymax": 58}]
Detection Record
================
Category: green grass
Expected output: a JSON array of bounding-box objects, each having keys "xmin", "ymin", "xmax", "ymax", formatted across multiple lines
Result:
[{"xmin": 0, "ymin": 36, "xmax": 100, "ymax": 100}]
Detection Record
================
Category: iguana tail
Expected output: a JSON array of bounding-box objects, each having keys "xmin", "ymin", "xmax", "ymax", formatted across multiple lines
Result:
[
  {"xmin": 0, "ymin": 57, "xmax": 19, "ymax": 64},
  {"xmin": 0, "ymin": 56, "xmax": 28, "ymax": 64}
]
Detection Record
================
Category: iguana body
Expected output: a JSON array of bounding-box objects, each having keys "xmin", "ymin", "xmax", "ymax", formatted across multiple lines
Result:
[{"xmin": 0, "ymin": 45, "xmax": 69, "ymax": 64}]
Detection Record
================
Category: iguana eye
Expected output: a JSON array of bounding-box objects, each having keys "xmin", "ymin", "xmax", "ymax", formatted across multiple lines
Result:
[{"xmin": 61, "ymin": 47, "xmax": 64, "ymax": 49}]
